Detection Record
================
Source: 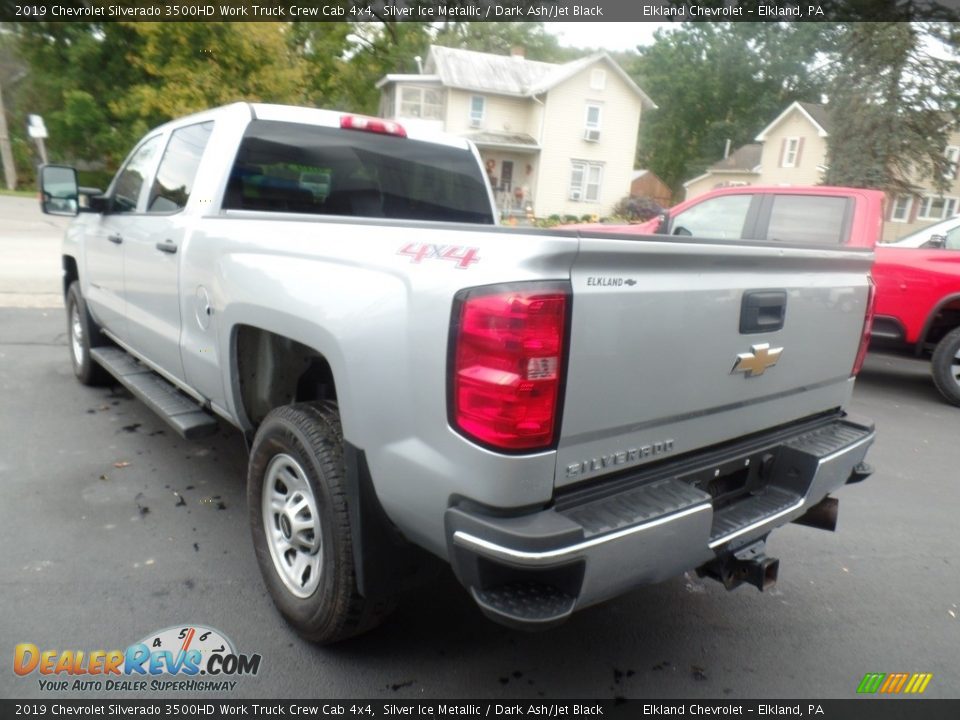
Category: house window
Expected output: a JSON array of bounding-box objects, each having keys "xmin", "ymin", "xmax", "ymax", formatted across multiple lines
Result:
[
  {"xmin": 945, "ymin": 146, "xmax": 960, "ymax": 180},
  {"xmin": 584, "ymin": 105, "xmax": 601, "ymax": 142},
  {"xmin": 570, "ymin": 161, "xmax": 603, "ymax": 202},
  {"xmin": 891, "ymin": 195, "xmax": 913, "ymax": 222},
  {"xmin": 917, "ymin": 195, "xmax": 959, "ymax": 221},
  {"xmin": 590, "ymin": 69, "xmax": 606, "ymax": 90},
  {"xmin": 469, "ymin": 96, "xmax": 485, "ymax": 126},
  {"xmin": 398, "ymin": 87, "xmax": 443, "ymax": 120},
  {"xmin": 782, "ymin": 137, "xmax": 800, "ymax": 168}
]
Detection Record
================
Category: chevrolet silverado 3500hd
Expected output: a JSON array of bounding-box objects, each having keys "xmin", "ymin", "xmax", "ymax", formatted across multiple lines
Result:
[{"xmin": 41, "ymin": 103, "xmax": 877, "ymax": 643}]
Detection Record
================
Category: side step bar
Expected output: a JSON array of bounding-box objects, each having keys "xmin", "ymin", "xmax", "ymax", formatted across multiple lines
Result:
[{"xmin": 90, "ymin": 347, "xmax": 218, "ymax": 440}]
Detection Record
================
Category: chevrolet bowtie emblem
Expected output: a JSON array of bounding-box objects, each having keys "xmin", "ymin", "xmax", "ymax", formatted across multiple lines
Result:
[{"xmin": 732, "ymin": 343, "xmax": 783, "ymax": 377}]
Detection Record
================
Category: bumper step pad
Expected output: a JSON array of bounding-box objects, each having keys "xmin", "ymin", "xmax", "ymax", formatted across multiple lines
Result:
[
  {"xmin": 560, "ymin": 478, "xmax": 711, "ymax": 539},
  {"xmin": 472, "ymin": 582, "xmax": 576, "ymax": 628},
  {"xmin": 709, "ymin": 487, "xmax": 802, "ymax": 547},
  {"xmin": 91, "ymin": 347, "xmax": 218, "ymax": 440}
]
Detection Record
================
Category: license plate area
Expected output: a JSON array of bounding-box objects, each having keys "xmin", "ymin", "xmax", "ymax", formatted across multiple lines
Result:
[{"xmin": 679, "ymin": 448, "xmax": 781, "ymax": 510}]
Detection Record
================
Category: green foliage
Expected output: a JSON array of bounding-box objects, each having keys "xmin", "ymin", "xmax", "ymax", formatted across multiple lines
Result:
[
  {"xmin": 111, "ymin": 23, "xmax": 309, "ymax": 129},
  {"xmin": 633, "ymin": 22, "xmax": 835, "ymax": 193},
  {"xmin": 316, "ymin": 21, "xmax": 434, "ymax": 115},
  {"xmin": 48, "ymin": 91, "xmax": 115, "ymax": 162},
  {"xmin": 823, "ymin": 23, "xmax": 960, "ymax": 194},
  {"xmin": 612, "ymin": 195, "xmax": 663, "ymax": 222}
]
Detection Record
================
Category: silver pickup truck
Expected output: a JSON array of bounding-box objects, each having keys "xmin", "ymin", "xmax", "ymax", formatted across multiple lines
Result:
[{"xmin": 41, "ymin": 103, "xmax": 876, "ymax": 643}]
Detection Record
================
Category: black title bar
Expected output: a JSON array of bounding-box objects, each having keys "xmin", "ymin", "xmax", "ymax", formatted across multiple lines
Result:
[
  {"xmin": 2, "ymin": 699, "xmax": 960, "ymax": 720},
  {"xmin": 3, "ymin": 0, "xmax": 960, "ymax": 23}
]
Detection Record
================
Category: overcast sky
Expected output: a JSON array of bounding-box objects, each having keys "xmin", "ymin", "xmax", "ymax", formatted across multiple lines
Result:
[{"xmin": 547, "ymin": 22, "xmax": 673, "ymax": 53}]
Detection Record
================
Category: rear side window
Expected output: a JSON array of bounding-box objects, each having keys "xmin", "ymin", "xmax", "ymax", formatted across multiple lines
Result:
[
  {"xmin": 766, "ymin": 195, "xmax": 849, "ymax": 245},
  {"xmin": 223, "ymin": 120, "xmax": 493, "ymax": 224},
  {"xmin": 148, "ymin": 121, "xmax": 214, "ymax": 213}
]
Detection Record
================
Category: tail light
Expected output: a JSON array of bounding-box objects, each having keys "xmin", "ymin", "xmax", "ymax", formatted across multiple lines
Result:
[
  {"xmin": 449, "ymin": 282, "xmax": 570, "ymax": 452},
  {"xmin": 852, "ymin": 276, "xmax": 876, "ymax": 376},
  {"xmin": 340, "ymin": 114, "xmax": 407, "ymax": 138}
]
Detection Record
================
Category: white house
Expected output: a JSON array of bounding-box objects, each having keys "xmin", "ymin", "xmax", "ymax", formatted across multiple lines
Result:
[{"xmin": 377, "ymin": 45, "xmax": 655, "ymax": 219}]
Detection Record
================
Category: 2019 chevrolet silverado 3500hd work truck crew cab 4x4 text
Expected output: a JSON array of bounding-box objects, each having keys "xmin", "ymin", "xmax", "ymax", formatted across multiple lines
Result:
[{"xmin": 41, "ymin": 103, "xmax": 877, "ymax": 643}]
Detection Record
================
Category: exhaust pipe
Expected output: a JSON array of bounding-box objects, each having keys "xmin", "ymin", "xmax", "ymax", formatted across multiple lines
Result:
[
  {"xmin": 793, "ymin": 496, "xmax": 838, "ymax": 532},
  {"xmin": 699, "ymin": 541, "xmax": 779, "ymax": 592}
]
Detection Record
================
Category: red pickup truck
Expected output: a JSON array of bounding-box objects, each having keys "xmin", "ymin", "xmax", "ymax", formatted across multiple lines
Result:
[
  {"xmin": 871, "ymin": 217, "xmax": 960, "ymax": 405},
  {"xmin": 579, "ymin": 185, "xmax": 885, "ymax": 249}
]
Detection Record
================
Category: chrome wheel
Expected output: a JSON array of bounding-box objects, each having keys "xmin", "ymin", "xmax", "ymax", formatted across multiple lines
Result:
[
  {"xmin": 70, "ymin": 303, "xmax": 84, "ymax": 367},
  {"xmin": 262, "ymin": 453, "xmax": 323, "ymax": 598}
]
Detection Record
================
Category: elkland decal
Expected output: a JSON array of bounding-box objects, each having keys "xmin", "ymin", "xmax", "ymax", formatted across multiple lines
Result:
[{"xmin": 13, "ymin": 624, "xmax": 261, "ymax": 692}]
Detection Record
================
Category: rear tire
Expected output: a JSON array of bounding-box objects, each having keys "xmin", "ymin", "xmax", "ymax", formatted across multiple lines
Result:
[
  {"xmin": 931, "ymin": 327, "xmax": 960, "ymax": 406},
  {"xmin": 65, "ymin": 281, "xmax": 111, "ymax": 386},
  {"xmin": 248, "ymin": 401, "xmax": 395, "ymax": 644}
]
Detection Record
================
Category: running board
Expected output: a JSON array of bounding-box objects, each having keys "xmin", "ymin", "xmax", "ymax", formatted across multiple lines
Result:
[{"xmin": 90, "ymin": 347, "xmax": 218, "ymax": 440}]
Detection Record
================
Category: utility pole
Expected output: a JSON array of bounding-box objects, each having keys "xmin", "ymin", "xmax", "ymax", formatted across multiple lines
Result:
[{"xmin": 0, "ymin": 79, "xmax": 17, "ymax": 190}]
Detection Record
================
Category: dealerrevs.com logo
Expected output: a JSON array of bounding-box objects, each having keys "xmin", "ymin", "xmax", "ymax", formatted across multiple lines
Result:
[{"xmin": 13, "ymin": 624, "xmax": 262, "ymax": 692}]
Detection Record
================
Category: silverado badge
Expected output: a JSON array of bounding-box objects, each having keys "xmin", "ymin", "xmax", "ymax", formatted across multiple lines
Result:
[{"xmin": 732, "ymin": 343, "xmax": 783, "ymax": 377}]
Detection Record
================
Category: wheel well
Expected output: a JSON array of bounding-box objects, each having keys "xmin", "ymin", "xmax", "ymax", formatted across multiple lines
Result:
[
  {"xmin": 234, "ymin": 326, "xmax": 337, "ymax": 428},
  {"xmin": 922, "ymin": 297, "xmax": 960, "ymax": 349},
  {"xmin": 63, "ymin": 256, "xmax": 79, "ymax": 297}
]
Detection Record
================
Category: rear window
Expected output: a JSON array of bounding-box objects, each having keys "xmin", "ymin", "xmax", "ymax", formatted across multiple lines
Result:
[
  {"xmin": 223, "ymin": 120, "xmax": 493, "ymax": 224},
  {"xmin": 766, "ymin": 195, "xmax": 849, "ymax": 245}
]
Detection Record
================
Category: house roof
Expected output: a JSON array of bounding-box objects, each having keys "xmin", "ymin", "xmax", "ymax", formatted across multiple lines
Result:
[
  {"xmin": 412, "ymin": 45, "xmax": 655, "ymax": 109},
  {"xmin": 708, "ymin": 143, "xmax": 763, "ymax": 173},
  {"xmin": 631, "ymin": 169, "xmax": 670, "ymax": 184},
  {"xmin": 424, "ymin": 45, "xmax": 554, "ymax": 96},
  {"xmin": 464, "ymin": 130, "xmax": 540, "ymax": 151},
  {"xmin": 755, "ymin": 100, "xmax": 831, "ymax": 141},
  {"xmin": 375, "ymin": 74, "xmax": 441, "ymax": 89},
  {"xmin": 799, "ymin": 102, "xmax": 833, "ymax": 134},
  {"xmin": 682, "ymin": 144, "xmax": 762, "ymax": 189}
]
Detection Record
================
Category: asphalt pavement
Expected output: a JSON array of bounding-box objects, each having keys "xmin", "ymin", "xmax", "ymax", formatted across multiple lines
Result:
[{"xmin": 1, "ymin": 196, "xmax": 958, "ymax": 701}]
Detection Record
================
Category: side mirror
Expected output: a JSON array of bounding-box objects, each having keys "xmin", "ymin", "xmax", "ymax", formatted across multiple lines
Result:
[
  {"xmin": 79, "ymin": 187, "xmax": 108, "ymax": 213},
  {"xmin": 656, "ymin": 211, "xmax": 670, "ymax": 234},
  {"xmin": 926, "ymin": 234, "xmax": 946, "ymax": 249},
  {"xmin": 39, "ymin": 165, "xmax": 79, "ymax": 216}
]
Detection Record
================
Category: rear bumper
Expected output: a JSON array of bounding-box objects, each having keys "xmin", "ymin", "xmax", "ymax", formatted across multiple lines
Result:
[{"xmin": 445, "ymin": 414, "xmax": 875, "ymax": 628}]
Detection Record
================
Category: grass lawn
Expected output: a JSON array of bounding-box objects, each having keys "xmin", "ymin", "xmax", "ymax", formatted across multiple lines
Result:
[{"xmin": 0, "ymin": 188, "xmax": 36, "ymax": 198}]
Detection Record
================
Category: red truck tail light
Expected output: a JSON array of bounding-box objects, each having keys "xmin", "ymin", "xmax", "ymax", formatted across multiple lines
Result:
[
  {"xmin": 340, "ymin": 114, "xmax": 407, "ymax": 138},
  {"xmin": 852, "ymin": 277, "xmax": 876, "ymax": 376},
  {"xmin": 449, "ymin": 282, "xmax": 570, "ymax": 452}
]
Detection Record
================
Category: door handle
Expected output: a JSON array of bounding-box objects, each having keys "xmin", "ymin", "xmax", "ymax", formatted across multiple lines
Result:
[
  {"xmin": 107, "ymin": 234, "xmax": 123, "ymax": 245},
  {"xmin": 740, "ymin": 290, "xmax": 787, "ymax": 334},
  {"xmin": 155, "ymin": 240, "xmax": 178, "ymax": 254}
]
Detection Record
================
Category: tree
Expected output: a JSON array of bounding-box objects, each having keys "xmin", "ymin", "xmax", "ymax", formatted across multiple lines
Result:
[
  {"xmin": 631, "ymin": 23, "xmax": 835, "ymax": 192},
  {"xmin": 111, "ymin": 23, "xmax": 309, "ymax": 133},
  {"xmin": 6, "ymin": 21, "xmax": 151, "ymax": 167},
  {"xmin": 0, "ymin": 30, "xmax": 26, "ymax": 188},
  {"xmin": 823, "ymin": 22, "xmax": 960, "ymax": 194}
]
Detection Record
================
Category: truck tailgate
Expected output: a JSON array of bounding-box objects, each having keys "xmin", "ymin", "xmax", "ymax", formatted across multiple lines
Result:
[{"xmin": 556, "ymin": 236, "xmax": 873, "ymax": 488}]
